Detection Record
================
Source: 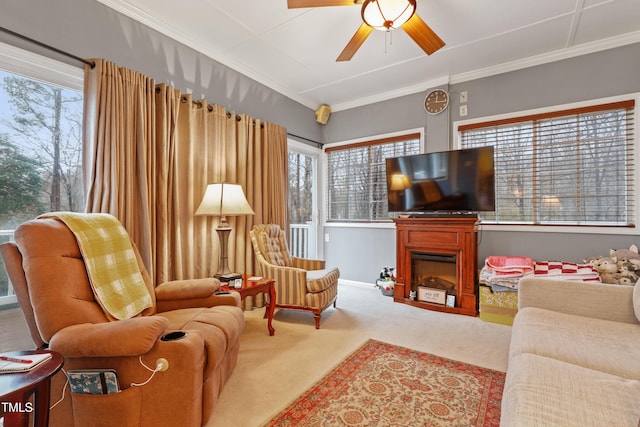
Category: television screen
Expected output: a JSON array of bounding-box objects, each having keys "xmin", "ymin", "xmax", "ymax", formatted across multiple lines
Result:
[{"xmin": 385, "ymin": 146, "xmax": 495, "ymax": 213}]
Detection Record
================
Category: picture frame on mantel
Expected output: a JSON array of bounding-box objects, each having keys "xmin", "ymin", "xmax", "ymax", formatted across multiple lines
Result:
[
  {"xmin": 446, "ymin": 294, "xmax": 456, "ymax": 308},
  {"xmin": 417, "ymin": 287, "xmax": 446, "ymax": 305}
]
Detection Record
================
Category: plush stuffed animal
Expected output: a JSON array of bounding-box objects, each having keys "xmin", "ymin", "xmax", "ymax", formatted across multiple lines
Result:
[
  {"xmin": 610, "ymin": 244, "xmax": 640, "ymax": 262},
  {"xmin": 616, "ymin": 272, "xmax": 638, "ymax": 286},
  {"xmin": 583, "ymin": 255, "xmax": 602, "ymax": 265},
  {"xmin": 589, "ymin": 256, "xmax": 619, "ymax": 284},
  {"xmin": 585, "ymin": 246, "xmax": 640, "ymax": 285},
  {"xmin": 628, "ymin": 258, "xmax": 640, "ymax": 271},
  {"xmin": 617, "ymin": 261, "xmax": 637, "ymax": 274}
]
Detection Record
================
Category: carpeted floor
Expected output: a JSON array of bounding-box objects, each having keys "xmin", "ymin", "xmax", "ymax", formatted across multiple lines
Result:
[
  {"xmin": 264, "ymin": 339, "xmax": 506, "ymax": 426},
  {"xmin": 208, "ymin": 283, "xmax": 511, "ymax": 427}
]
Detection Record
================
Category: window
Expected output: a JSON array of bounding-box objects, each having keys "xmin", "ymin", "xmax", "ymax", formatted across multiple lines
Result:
[
  {"xmin": 326, "ymin": 133, "xmax": 420, "ymax": 222},
  {"xmin": 458, "ymin": 100, "xmax": 635, "ymax": 227},
  {"xmin": 0, "ymin": 69, "xmax": 84, "ymax": 230},
  {"xmin": 0, "ymin": 45, "xmax": 84, "ymax": 230},
  {"xmin": 0, "ymin": 43, "xmax": 84, "ymax": 305}
]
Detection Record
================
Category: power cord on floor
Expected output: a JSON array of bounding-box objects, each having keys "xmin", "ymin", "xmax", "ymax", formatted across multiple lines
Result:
[{"xmin": 49, "ymin": 368, "xmax": 69, "ymax": 410}]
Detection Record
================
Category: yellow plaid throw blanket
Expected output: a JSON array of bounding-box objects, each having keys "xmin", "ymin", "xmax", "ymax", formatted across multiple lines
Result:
[{"xmin": 39, "ymin": 212, "xmax": 153, "ymax": 320}]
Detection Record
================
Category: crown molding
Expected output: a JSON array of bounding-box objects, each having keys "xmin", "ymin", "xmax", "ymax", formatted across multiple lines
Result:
[
  {"xmin": 331, "ymin": 76, "xmax": 450, "ymax": 112},
  {"xmin": 449, "ymin": 30, "xmax": 640, "ymax": 86},
  {"xmin": 336, "ymin": 30, "xmax": 640, "ymax": 111}
]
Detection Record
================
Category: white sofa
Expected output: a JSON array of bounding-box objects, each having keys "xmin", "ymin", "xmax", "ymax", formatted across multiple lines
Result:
[{"xmin": 501, "ymin": 277, "xmax": 640, "ymax": 427}]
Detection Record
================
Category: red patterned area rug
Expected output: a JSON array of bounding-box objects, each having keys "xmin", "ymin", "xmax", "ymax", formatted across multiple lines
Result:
[{"xmin": 264, "ymin": 339, "xmax": 505, "ymax": 427}]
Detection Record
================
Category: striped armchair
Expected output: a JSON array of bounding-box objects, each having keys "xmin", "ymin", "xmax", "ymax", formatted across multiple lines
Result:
[{"xmin": 250, "ymin": 224, "xmax": 339, "ymax": 329}]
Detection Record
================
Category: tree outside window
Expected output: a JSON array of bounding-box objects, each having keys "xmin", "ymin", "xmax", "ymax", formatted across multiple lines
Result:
[
  {"xmin": 458, "ymin": 101, "xmax": 634, "ymax": 226},
  {"xmin": 326, "ymin": 135, "xmax": 420, "ymax": 222},
  {"xmin": 288, "ymin": 152, "xmax": 313, "ymax": 225},
  {"xmin": 0, "ymin": 70, "xmax": 83, "ymax": 230},
  {"xmin": 0, "ymin": 69, "xmax": 83, "ymax": 300}
]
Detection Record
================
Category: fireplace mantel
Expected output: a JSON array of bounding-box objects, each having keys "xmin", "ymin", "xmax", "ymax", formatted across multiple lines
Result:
[{"xmin": 392, "ymin": 216, "xmax": 478, "ymax": 316}]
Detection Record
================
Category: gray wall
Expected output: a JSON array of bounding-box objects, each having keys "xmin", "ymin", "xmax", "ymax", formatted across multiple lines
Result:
[
  {"xmin": 324, "ymin": 43, "xmax": 640, "ymax": 283},
  {"xmin": 0, "ymin": 0, "xmax": 322, "ymax": 144},
  {"xmin": 324, "ymin": 225, "xmax": 396, "ymax": 283}
]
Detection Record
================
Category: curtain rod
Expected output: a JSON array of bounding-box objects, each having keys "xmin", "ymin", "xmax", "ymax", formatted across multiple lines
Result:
[
  {"xmin": 287, "ymin": 132, "xmax": 323, "ymax": 148},
  {"xmin": 0, "ymin": 25, "xmax": 95, "ymax": 69}
]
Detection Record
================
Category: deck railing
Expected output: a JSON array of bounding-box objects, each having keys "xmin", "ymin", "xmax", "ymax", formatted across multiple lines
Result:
[{"xmin": 289, "ymin": 223, "xmax": 310, "ymax": 259}]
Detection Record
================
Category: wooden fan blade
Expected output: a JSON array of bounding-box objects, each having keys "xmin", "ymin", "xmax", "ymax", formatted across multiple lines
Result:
[
  {"xmin": 336, "ymin": 23, "xmax": 374, "ymax": 62},
  {"xmin": 401, "ymin": 14, "xmax": 445, "ymax": 55},
  {"xmin": 287, "ymin": 0, "xmax": 362, "ymax": 8}
]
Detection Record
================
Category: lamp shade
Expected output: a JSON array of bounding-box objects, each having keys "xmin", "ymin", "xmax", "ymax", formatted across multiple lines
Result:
[
  {"xmin": 362, "ymin": 0, "xmax": 416, "ymax": 31},
  {"xmin": 195, "ymin": 183, "xmax": 255, "ymax": 217}
]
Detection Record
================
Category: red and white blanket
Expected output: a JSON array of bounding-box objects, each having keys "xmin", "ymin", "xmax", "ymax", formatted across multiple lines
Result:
[
  {"xmin": 533, "ymin": 261, "xmax": 601, "ymax": 282},
  {"xmin": 481, "ymin": 257, "xmax": 602, "ymax": 290}
]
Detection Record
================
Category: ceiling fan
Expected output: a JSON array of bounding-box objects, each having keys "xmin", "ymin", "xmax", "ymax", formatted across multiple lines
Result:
[{"xmin": 287, "ymin": 0, "xmax": 445, "ymax": 62}]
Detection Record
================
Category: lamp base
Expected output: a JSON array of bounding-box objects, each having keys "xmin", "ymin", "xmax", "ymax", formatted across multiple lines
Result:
[{"xmin": 215, "ymin": 272, "xmax": 243, "ymax": 282}]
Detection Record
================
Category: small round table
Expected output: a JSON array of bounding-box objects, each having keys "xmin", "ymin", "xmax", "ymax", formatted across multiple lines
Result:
[
  {"xmin": 0, "ymin": 350, "xmax": 64, "ymax": 427},
  {"xmin": 223, "ymin": 276, "xmax": 276, "ymax": 336}
]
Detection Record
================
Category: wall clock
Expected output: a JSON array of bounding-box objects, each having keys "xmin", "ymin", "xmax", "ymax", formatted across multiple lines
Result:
[{"xmin": 424, "ymin": 89, "xmax": 449, "ymax": 115}]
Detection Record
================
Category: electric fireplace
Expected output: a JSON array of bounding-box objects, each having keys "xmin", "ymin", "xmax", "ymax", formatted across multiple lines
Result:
[{"xmin": 392, "ymin": 216, "xmax": 478, "ymax": 316}]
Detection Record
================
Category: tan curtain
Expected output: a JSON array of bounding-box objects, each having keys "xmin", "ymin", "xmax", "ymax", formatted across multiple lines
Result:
[
  {"xmin": 229, "ymin": 115, "xmax": 289, "ymax": 275},
  {"xmin": 82, "ymin": 59, "xmax": 156, "ymax": 271},
  {"xmin": 153, "ymin": 84, "xmax": 181, "ymax": 283},
  {"xmin": 165, "ymin": 96, "xmax": 221, "ymax": 280},
  {"xmin": 83, "ymin": 59, "xmax": 288, "ymax": 283}
]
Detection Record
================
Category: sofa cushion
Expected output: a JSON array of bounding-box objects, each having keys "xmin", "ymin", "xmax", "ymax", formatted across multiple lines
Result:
[
  {"xmin": 501, "ymin": 353, "xmax": 640, "ymax": 427},
  {"xmin": 510, "ymin": 307, "xmax": 640, "ymax": 380}
]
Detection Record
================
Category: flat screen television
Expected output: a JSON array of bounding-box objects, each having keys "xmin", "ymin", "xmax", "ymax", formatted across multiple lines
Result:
[{"xmin": 385, "ymin": 146, "xmax": 495, "ymax": 214}]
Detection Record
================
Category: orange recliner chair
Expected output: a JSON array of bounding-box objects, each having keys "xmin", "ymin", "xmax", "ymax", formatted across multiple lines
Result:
[{"xmin": 0, "ymin": 216, "xmax": 244, "ymax": 427}]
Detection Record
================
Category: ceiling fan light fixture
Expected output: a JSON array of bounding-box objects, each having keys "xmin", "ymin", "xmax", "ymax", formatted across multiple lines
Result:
[{"xmin": 361, "ymin": 0, "xmax": 416, "ymax": 31}]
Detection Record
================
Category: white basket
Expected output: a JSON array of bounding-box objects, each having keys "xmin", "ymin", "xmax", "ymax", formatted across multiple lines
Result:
[{"xmin": 377, "ymin": 279, "xmax": 395, "ymax": 296}]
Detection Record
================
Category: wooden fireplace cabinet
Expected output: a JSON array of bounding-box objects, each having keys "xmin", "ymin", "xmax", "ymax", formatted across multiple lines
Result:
[{"xmin": 392, "ymin": 216, "xmax": 479, "ymax": 316}]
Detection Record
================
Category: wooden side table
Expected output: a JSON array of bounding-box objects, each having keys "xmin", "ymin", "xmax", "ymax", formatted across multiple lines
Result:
[
  {"xmin": 223, "ymin": 276, "xmax": 276, "ymax": 336},
  {"xmin": 0, "ymin": 350, "xmax": 63, "ymax": 427}
]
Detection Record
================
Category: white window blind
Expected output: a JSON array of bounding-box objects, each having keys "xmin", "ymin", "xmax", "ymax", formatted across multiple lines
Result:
[
  {"xmin": 459, "ymin": 100, "xmax": 635, "ymax": 226},
  {"xmin": 326, "ymin": 133, "xmax": 420, "ymax": 221}
]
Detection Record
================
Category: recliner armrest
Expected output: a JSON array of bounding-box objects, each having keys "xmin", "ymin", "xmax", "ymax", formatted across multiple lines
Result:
[
  {"xmin": 155, "ymin": 278, "xmax": 219, "ymax": 300},
  {"xmin": 48, "ymin": 316, "xmax": 169, "ymax": 357},
  {"xmin": 155, "ymin": 278, "xmax": 240, "ymax": 311}
]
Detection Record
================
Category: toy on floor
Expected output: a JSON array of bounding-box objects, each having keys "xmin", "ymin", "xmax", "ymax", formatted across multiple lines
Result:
[{"xmin": 376, "ymin": 266, "xmax": 396, "ymax": 296}]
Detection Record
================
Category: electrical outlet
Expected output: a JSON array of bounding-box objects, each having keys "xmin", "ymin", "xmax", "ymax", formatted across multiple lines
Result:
[
  {"xmin": 460, "ymin": 105, "xmax": 468, "ymax": 117},
  {"xmin": 460, "ymin": 91, "xmax": 468, "ymax": 103},
  {"xmin": 324, "ymin": 233, "xmax": 330, "ymax": 243}
]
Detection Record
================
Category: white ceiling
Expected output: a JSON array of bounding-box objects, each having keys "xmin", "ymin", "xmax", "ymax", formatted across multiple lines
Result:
[{"xmin": 97, "ymin": 0, "xmax": 640, "ymax": 112}]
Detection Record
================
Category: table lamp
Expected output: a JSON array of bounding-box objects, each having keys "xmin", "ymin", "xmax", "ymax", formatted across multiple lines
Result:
[{"xmin": 195, "ymin": 183, "xmax": 255, "ymax": 281}]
